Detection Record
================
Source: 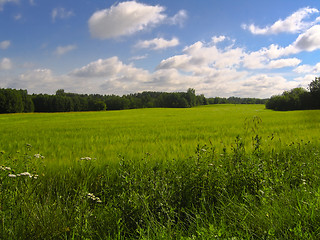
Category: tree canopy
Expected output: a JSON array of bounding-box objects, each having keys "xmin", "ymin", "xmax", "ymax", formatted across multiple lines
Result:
[
  {"xmin": 0, "ymin": 87, "xmax": 267, "ymax": 114},
  {"xmin": 266, "ymin": 77, "xmax": 320, "ymax": 111}
]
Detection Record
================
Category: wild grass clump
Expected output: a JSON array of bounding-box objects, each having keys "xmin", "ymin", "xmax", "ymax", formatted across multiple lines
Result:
[{"xmin": 1, "ymin": 136, "xmax": 320, "ymax": 239}]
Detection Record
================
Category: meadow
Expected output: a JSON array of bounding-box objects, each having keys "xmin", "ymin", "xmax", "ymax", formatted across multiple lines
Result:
[
  {"xmin": 0, "ymin": 104, "xmax": 319, "ymax": 165},
  {"xmin": 1, "ymin": 104, "xmax": 320, "ymax": 239}
]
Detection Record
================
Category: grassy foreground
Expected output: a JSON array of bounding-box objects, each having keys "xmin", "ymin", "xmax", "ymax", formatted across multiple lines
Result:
[{"xmin": 1, "ymin": 105, "xmax": 320, "ymax": 239}]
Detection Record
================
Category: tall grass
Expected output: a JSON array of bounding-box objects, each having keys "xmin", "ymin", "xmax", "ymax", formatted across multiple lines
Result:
[{"xmin": 1, "ymin": 135, "xmax": 320, "ymax": 239}]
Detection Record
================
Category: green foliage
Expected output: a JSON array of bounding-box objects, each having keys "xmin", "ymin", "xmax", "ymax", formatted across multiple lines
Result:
[
  {"xmin": 1, "ymin": 87, "xmax": 267, "ymax": 114},
  {"xmin": 266, "ymin": 77, "xmax": 320, "ymax": 110},
  {"xmin": 0, "ymin": 88, "xmax": 34, "ymax": 113},
  {"xmin": 1, "ymin": 135, "xmax": 320, "ymax": 239},
  {"xmin": 208, "ymin": 96, "xmax": 267, "ymax": 104}
]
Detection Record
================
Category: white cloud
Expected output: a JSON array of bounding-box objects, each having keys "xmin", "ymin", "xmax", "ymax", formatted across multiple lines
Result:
[
  {"xmin": 168, "ymin": 9, "xmax": 187, "ymax": 26},
  {"xmin": 267, "ymin": 58, "xmax": 301, "ymax": 69},
  {"xmin": 212, "ymin": 35, "xmax": 226, "ymax": 44},
  {"xmin": 68, "ymin": 57, "xmax": 152, "ymax": 94},
  {"xmin": 158, "ymin": 39, "xmax": 244, "ymax": 72},
  {"xmin": 70, "ymin": 57, "xmax": 125, "ymax": 78},
  {"xmin": 135, "ymin": 37, "xmax": 179, "ymax": 50},
  {"xmin": 69, "ymin": 57, "xmax": 149, "ymax": 82},
  {"xmin": 0, "ymin": 40, "xmax": 10, "ymax": 49},
  {"xmin": 242, "ymin": 7, "xmax": 320, "ymax": 35},
  {"xmin": 241, "ymin": 24, "xmax": 320, "ymax": 69},
  {"xmin": 236, "ymin": 74, "xmax": 300, "ymax": 97},
  {"xmin": 0, "ymin": 0, "xmax": 18, "ymax": 11},
  {"xmin": 13, "ymin": 68, "xmax": 70, "ymax": 94},
  {"xmin": 243, "ymin": 53, "xmax": 301, "ymax": 69},
  {"xmin": 243, "ymin": 24, "xmax": 320, "ymax": 65},
  {"xmin": 293, "ymin": 25, "xmax": 320, "ymax": 51},
  {"xmin": 0, "ymin": 58, "xmax": 12, "ymax": 70},
  {"xmin": 88, "ymin": 1, "xmax": 185, "ymax": 39},
  {"xmin": 88, "ymin": 1, "xmax": 166, "ymax": 39},
  {"xmin": 294, "ymin": 62, "xmax": 320, "ymax": 73},
  {"xmin": 54, "ymin": 44, "xmax": 77, "ymax": 56},
  {"xmin": 52, "ymin": 7, "xmax": 74, "ymax": 22},
  {"xmin": 294, "ymin": 74, "xmax": 318, "ymax": 88}
]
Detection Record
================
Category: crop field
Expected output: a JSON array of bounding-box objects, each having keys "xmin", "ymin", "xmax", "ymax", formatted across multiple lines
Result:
[
  {"xmin": 0, "ymin": 104, "xmax": 319, "ymax": 165},
  {"xmin": 1, "ymin": 104, "xmax": 320, "ymax": 239}
]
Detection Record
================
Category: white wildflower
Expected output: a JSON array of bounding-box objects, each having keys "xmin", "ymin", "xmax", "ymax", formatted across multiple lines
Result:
[
  {"xmin": 19, "ymin": 172, "xmax": 32, "ymax": 177},
  {"xmin": 34, "ymin": 154, "xmax": 45, "ymax": 159},
  {"xmin": 8, "ymin": 174, "xmax": 17, "ymax": 178},
  {"xmin": 1, "ymin": 166, "xmax": 11, "ymax": 171},
  {"xmin": 87, "ymin": 192, "xmax": 102, "ymax": 203},
  {"xmin": 81, "ymin": 157, "xmax": 92, "ymax": 161}
]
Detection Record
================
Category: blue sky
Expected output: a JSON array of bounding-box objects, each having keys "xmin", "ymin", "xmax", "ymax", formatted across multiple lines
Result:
[{"xmin": 1, "ymin": 0, "xmax": 320, "ymax": 98}]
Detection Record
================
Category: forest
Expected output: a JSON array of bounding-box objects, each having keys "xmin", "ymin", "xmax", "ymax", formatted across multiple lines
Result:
[
  {"xmin": 0, "ymin": 88, "xmax": 266, "ymax": 113},
  {"xmin": 266, "ymin": 77, "xmax": 320, "ymax": 111}
]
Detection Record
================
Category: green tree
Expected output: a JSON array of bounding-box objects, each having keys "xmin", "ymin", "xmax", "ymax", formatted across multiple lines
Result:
[{"xmin": 308, "ymin": 77, "xmax": 320, "ymax": 93}]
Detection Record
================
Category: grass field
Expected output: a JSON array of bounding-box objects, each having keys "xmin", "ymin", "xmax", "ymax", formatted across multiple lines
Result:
[
  {"xmin": 0, "ymin": 104, "xmax": 319, "ymax": 165},
  {"xmin": 1, "ymin": 104, "xmax": 320, "ymax": 239}
]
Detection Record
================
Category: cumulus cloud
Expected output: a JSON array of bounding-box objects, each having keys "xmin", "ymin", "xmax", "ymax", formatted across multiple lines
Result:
[
  {"xmin": 293, "ymin": 25, "xmax": 320, "ymax": 51},
  {"xmin": 211, "ymin": 35, "xmax": 226, "ymax": 44},
  {"xmin": 242, "ymin": 7, "xmax": 320, "ymax": 35},
  {"xmin": 0, "ymin": 40, "xmax": 10, "ymax": 49},
  {"xmin": 245, "ymin": 25, "xmax": 320, "ymax": 65},
  {"xmin": 135, "ymin": 37, "xmax": 179, "ymax": 50},
  {"xmin": 70, "ymin": 57, "xmax": 149, "ymax": 82},
  {"xmin": 54, "ymin": 44, "xmax": 77, "ymax": 56},
  {"xmin": 157, "ymin": 38, "xmax": 243, "ymax": 72},
  {"xmin": 294, "ymin": 62, "xmax": 320, "ymax": 74},
  {"xmin": 0, "ymin": 58, "xmax": 12, "ymax": 70},
  {"xmin": 52, "ymin": 7, "xmax": 74, "ymax": 22},
  {"xmin": 68, "ymin": 56, "xmax": 153, "ymax": 94},
  {"xmin": 88, "ymin": 1, "xmax": 186, "ymax": 39},
  {"xmin": 242, "ymin": 25, "xmax": 320, "ymax": 69},
  {"xmin": 267, "ymin": 58, "xmax": 301, "ymax": 69},
  {"xmin": 236, "ymin": 74, "xmax": 300, "ymax": 97},
  {"xmin": 242, "ymin": 50, "xmax": 301, "ymax": 69}
]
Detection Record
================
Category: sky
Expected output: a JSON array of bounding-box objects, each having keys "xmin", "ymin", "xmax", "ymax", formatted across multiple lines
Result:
[{"xmin": 1, "ymin": 0, "xmax": 320, "ymax": 98}]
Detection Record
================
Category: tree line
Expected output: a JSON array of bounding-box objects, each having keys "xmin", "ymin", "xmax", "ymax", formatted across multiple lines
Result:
[
  {"xmin": 266, "ymin": 77, "xmax": 320, "ymax": 111},
  {"xmin": 0, "ymin": 87, "xmax": 268, "ymax": 114},
  {"xmin": 207, "ymin": 96, "xmax": 267, "ymax": 105}
]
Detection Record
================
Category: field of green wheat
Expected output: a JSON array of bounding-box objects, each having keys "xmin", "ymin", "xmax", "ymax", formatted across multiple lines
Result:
[
  {"xmin": 1, "ymin": 104, "xmax": 320, "ymax": 239},
  {"xmin": 0, "ymin": 104, "xmax": 319, "ymax": 165}
]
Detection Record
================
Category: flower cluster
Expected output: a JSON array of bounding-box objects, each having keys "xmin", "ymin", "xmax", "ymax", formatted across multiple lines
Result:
[
  {"xmin": 80, "ymin": 157, "xmax": 92, "ymax": 161},
  {"xmin": 1, "ymin": 165, "xmax": 11, "ymax": 171},
  {"xmin": 8, "ymin": 172, "xmax": 39, "ymax": 179},
  {"xmin": 34, "ymin": 153, "xmax": 45, "ymax": 159},
  {"xmin": 87, "ymin": 193, "xmax": 102, "ymax": 203}
]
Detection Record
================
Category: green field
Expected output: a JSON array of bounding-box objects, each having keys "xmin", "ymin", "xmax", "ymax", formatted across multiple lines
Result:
[
  {"xmin": 0, "ymin": 104, "xmax": 319, "ymax": 165},
  {"xmin": 1, "ymin": 104, "xmax": 320, "ymax": 239}
]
